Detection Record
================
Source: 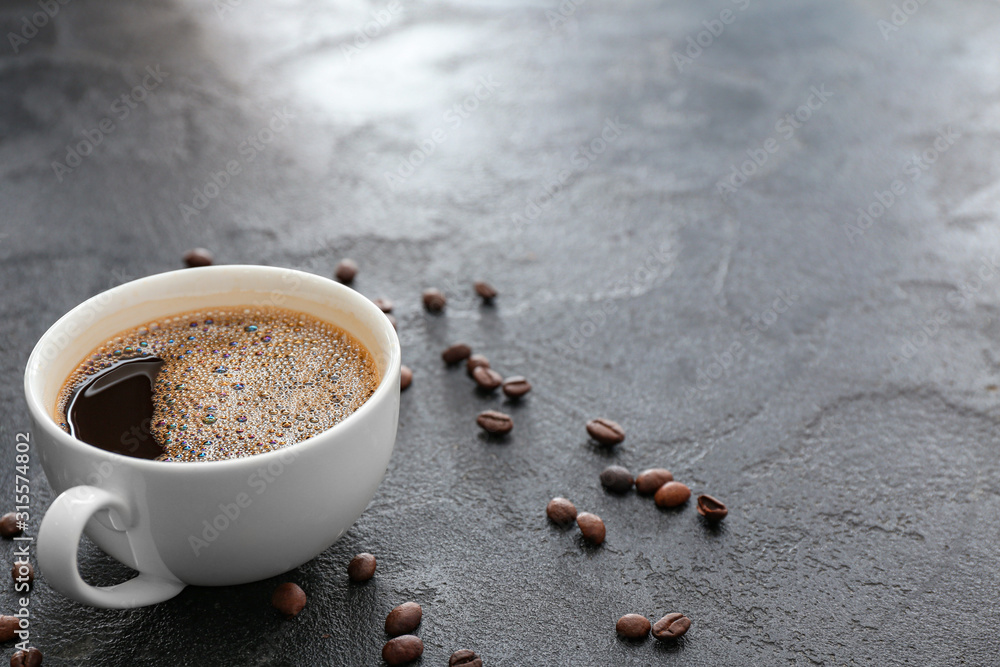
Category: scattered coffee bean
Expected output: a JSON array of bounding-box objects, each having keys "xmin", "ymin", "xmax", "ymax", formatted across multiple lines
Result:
[
  {"xmin": 465, "ymin": 354, "xmax": 490, "ymax": 377},
  {"xmin": 600, "ymin": 465, "xmax": 634, "ymax": 493},
  {"xmin": 476, "ymin": 410, "xmax": 513, "ymax": 435},
  {"xmin": 651, "ymin": 613, "xmax": 691, "ymax": 641},
  {"xmin": 423, "ymin": 289, "xmax": 446, "ymax": 312},
  {"xmin": 546, "ymin": 497, "xmax": 577, "ymax": 525},
  {"xmin": 11, "ymin": 561, "xmax": 32, "ymax": 585},
  {"xmin": 271, "ymin": 582, "xmax": 306, "ymax": 617},
  {"xmin": 400, "ymin": 365, "xmax": 413, "ymax": 391},
  {"xmin": 183, "ymin": 247, "xmax": 213, "ymax": 267},
  {"xmin": 696, "ymin": 494, "xmax": 728, "ymax": 522},
  {"xmin": 387, "ymin": 313, "xmax": 398, "ymax": 330},
  {"xmin": 466, "ymin": 354, "xmax": 490, "ymax": 376},
  {"xmin": 616, "ymin": 614, "xmax": 651, "ymax": 639},
  {"xmin": 474, "ymin": 281, "xmax": 497, "ymax": 302},
  {"xmin": 472, "ymin": 366, "xmax": 503, "ymax": 391},
  {"xmin": 385, "ymin": 601, "xmax": 422, "ymax": 636},
  {"xmin": 635, "ymin": 468, "xmax": 673, "ymax": 495},
  {"xmin": 0, "ymin": 616, "xmax": 18, "ymax": 642},
  {"xmin": 334, "ymin": 259, "xmax": 358, "ymax": 283},
  {"xmin": 372, "ymin": 298, "xmax": 393, "ymax": 313},
  {"xmin": 654, "ymin": 481, "xmax": 691, "ymax": 508},
  {"xmin": 442, "ymin": 343, "xmax": 472, "ymax": 364},
  {"xmin": 586, "ymin": 418, "xmax": 625, "ymax": 445},
  {"xmin": 9, "ymin": 647, "xmax": 42, "ymax": 667},
  {"xmin": 347, "ymin": 553, "xmax": 377, "ymax": 582},
  {"xmin": 0, "ymin": 513, "xmax": 22, "ymax": 538},
  {"xmin": 449, "ymin": 649, "xmax": 483, "ymax": 667},
  {"xmin": 501, "ymin": 375, "xmax": 531, "ymax": 399},
  {"xmin": 576, "ymin": 512, "xmax": 606, "ymax": 545},
  {"xmin": 382, "ymin": 635, "xmax": 424, "ymax": 665}
]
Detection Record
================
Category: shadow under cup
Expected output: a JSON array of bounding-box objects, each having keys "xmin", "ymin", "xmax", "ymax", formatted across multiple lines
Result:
[{"xmin": 24, "ymin": 266, "xmax": 401, "ymax": 608}]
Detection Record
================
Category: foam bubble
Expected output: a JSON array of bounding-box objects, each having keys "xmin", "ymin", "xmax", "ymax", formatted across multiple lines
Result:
[{"xmin": 56, "ymin": 306, "xmax": 380, "ymax": 462}]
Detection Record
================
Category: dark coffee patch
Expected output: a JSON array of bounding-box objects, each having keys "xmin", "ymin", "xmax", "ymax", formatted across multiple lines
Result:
[{"xmin": 66, "ymin": 357, "xmax": 164, "ymax": 459}]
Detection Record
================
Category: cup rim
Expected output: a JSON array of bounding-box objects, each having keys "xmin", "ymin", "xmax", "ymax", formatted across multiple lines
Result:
[{"xmin": 23, "ymin": 264, "xmax": 401, "ymax": 472}]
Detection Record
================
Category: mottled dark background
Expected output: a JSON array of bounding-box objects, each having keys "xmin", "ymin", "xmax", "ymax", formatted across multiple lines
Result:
[{"xmin": 2, "ymin": 0, "xmax": 1000, "ymax": 664}]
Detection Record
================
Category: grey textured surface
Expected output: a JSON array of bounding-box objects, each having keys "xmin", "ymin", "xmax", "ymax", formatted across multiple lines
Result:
[{"xmin": 2, "ymin": 0, "xmax": 1000, "ymax": 664}]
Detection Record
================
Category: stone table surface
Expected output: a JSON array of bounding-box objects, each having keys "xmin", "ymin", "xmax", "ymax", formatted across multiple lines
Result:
[{"xmin": 2, "ymin": 0, "xmax": 1000, "ymax": 664}]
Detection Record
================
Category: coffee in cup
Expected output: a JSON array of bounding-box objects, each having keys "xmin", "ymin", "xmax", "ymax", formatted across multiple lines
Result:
[{"xmin": 56, "ymin": 305, "xmax": 379, "ymax": 462}]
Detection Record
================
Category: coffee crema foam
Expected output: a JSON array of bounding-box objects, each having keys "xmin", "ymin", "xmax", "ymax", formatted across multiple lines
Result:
[{"xmin": 56, "ymin": 306, "xmax": 380, "ymax": 462}]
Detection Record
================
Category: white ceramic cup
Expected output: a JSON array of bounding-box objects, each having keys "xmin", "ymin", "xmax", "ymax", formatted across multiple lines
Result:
[{"xmin": 25, "ymin": 265, "xmax": 400, "ymax": 608}]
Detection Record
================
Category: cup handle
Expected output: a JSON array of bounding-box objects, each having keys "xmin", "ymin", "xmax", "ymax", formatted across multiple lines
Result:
[{"xmin": 38, "ymin": 485, "xmax": 186, "ymax": 608}]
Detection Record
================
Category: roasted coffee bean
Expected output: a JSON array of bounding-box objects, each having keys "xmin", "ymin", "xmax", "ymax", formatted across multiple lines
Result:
[
  {"xmin": 183, "ymin": 247, "xmax": 214, "ymax": 267},
  {"xmin": 576, "ymin": 512, "xmax": 606, "ymax": 545},
  {"xmin": 472, "ymin": 366, "xmax": 503, "ymax": 391},
  {"xmin": 449, "ymin": 649, "xmax": 483, "ymax": 667},
  {"xmin": 696, "ymin": 494, "xmax": 728, "ymax": 522},
  {"xmin": 385, "ymin": 601, "xmax": 422, "ymax": 636},
  {"xmin": 347, "ymin": 553, "xmax": 377, "ymax": 582},
  {"xmin": 372, "ymin": 298, "xmax": 393, "ymax": 313},
  {"xmin": 0, "ymin": 513, "xmax": 22, "ymax": 538},
  {"xmin": 616, "ymin": 614, "xmax": 651, "ymax": 639},
  {"xmin": 423, "ymin": 289, "xmax": 446, "ymax": 312},
  {"xmin": 442, "ymin": 343, "xmax": 472, "ymax": 364},
  {"xmin": 11, "ymin": 561, "xmax": 32, "ymax": 585},
  {"xmin": 476, "ymin": 410, "xmax": 513, "ymax": 435},
  {"xmin": 9, "ymin": 647, "xmax": 42, "ymax": 667},
  {"xmin": 546, "ymin": 497, "xmax": 577, "ymax": 525},
  {"xmin": 400, "ymin": 365, "xmax": 413, "ymax": 391},
  {"xmin": 652, "ymin": 613, "xmax": 691, "ymax": 641},
  {"xmin": 654, "ymin": 481, "xmax": 691, "ymax": 508},
  {"xmin": 586, "ymin": 418, "xmax": 625, "ymax": 445},
  {"xmin": 334, "ymin": 259, "xmax": 358, "ymax": 283},
  {"xmin": 271, "ymin": 582, "xmax": 306, "ymax": 617},
  {"xmin": 501, "ymin": 375, "xmax": 531, "ymax": 399},
  {"xmin": 382, "ymin": 635, "xmax": 423, "ymax": 666},
  {"xmin": 0, "ymin": 616, "xmax": 18, "ymax": 642},
  {"xmin": 466, "ymin": 354, "xmax": 490, "ymax": 376},
  {"xmin": 387, "ymin": 314, "xmax": 398, "ymax": 330},
  {"xmin": 635, "ymin": 468, "xmax": 673, "ymax": 495},
  {"xmin": 600, "ymin": 465, "xmax": 634, "ymax": 493},
  {"xmin": 474, "ymin": 281, "xmax": 497, "ymax": 302}
]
